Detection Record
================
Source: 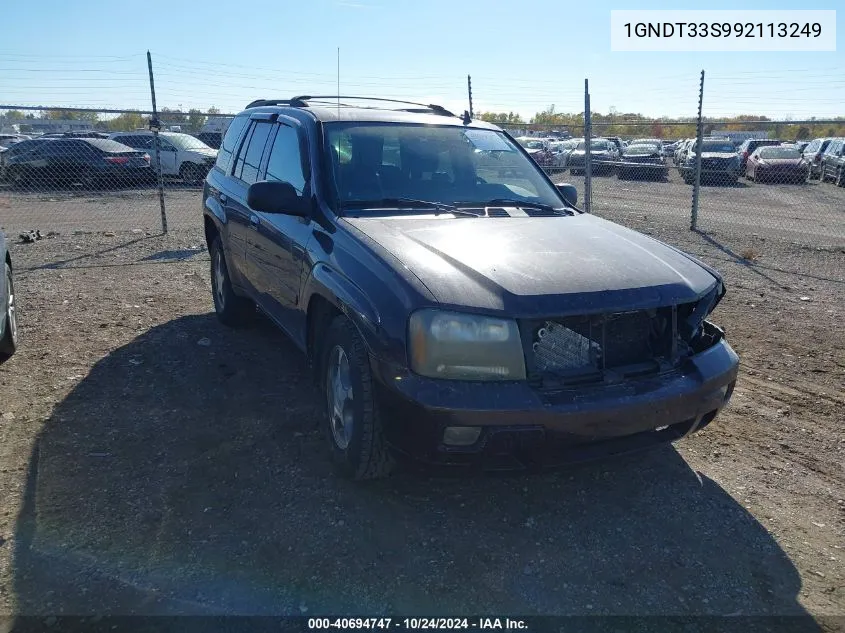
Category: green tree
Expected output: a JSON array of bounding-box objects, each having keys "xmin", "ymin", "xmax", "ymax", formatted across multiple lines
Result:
[
  {"xmin": 186, "ymin": 109, "xmax": 206, "ymax": 133},
  {"xmin": 107, "ymin": 111, "xmax": 148, "ymax": 132}
]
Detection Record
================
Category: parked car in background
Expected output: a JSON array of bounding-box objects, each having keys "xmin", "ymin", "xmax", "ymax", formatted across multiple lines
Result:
[
  {"xmin": 568, "ymin": 139, "xmax": 619, "ymax": 175},
  {"xmin": 680, "ymin": 138, "xmax": 740, "ymax": 184},
  {"xmin": 40, "ymin": 131, "xmax": 110, "ymax": 139},
  {"xmin": 0, "ymin": 134, "xmax": 30, "ymax": 149},
  {"xmin": 548, "ymin": 138, "xmax": 579, "ymax": 168},
  {"xmin": 0, "ymin": 233, "xmax": 16, "ymax": 363},
  {"xmin": 0, "ymin": 138, "xmax": 47, "ymax": 181},
  {"xmin": 618, "ymin": 141, "xmax": 668, "ymax": 180},
  {"xmin": 605, "ymin": 137, "xmax": 624, "ymax": 153},
  {"xmin": 108, "ymin": 131, "xmax": 218, "ymax": 184},
  {"xmin": 203, "ymin": 97, "xmax": 738, "ymax": 479},
  {"xmin": 745, "ymin": 146, "xmax": 808, "ymax": 184},
  {"xmin": 674, "ymin": 139, "xmax": 694, "ymax": 166},
  {"xmin": 789, "ymin": 140, "xmax": 809, "ymax": 153},
  {"xmin": 194, "ymin": 131, "xmax": 222, "ymax": 149},
  {"xmin": 818, "ymin": 138, "xmax": 845, "ymax": 187},
  {"xmin": 737, "ymin": 138, "xmax": 781, "ymax": 173},
  {"xmin": 4, "ymin": 138, "xmax": 152, "ymax": 189},
  {"xmin": 803, "ymin": 138, "xmax": 835, "ymax": 180}
]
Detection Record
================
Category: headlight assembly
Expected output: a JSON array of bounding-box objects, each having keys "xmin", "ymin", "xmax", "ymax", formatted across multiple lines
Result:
[{"xmin": 409, "ymin": 309, "xmax": 526, "ymax": 381}]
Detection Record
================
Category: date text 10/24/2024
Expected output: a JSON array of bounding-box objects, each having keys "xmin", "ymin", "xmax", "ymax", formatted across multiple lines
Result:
[
  {"xmin": 610, "ymin": 10, "xmax": 836, "ymax": 52},
  {"xmin": 308, "ymin": 618, "xmax": 528, "ymax": 630}
]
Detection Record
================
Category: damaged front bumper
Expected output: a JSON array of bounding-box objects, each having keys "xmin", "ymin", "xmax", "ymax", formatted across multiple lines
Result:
[{"xmin": 374, "ymin": 322, "xmax": 739, "ymax": 469}]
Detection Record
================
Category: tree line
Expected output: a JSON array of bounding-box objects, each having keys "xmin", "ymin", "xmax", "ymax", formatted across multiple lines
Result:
[
  {"xmin": 478, "ymin": 106, "xmax": 845, "ymax": 140},
  {"xmin": 1, "ymin": 106, "xmax": 222, "ymax": 134}
]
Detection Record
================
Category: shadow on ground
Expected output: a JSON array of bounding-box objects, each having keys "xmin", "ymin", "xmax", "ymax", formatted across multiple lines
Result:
[{"xmin": 10, "ymin": 314, "xmax": 819, "ymax": 627}]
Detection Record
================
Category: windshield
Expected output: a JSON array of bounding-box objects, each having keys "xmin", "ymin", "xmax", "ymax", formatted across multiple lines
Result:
[
  {"xmin": 624, "ymin": 143, "xmax": 661, "ymax": 155},
  {"xmin": 324, "ymin": 123, "xmax": 565, "ymax": 212},
  {"xmin": 164, "ymin": 133, "xmax": 213, "ymax": 151},
  {"xmin": 759, "ymin": 147, "xmax": 801, "ymax": 159},
  {"xmin": 701, "ymin": 141, "xmax": 736, "ymax": 153},
  {"xmin": 576, "ymin": 141, "xmax": 610, "ymax": 151}
]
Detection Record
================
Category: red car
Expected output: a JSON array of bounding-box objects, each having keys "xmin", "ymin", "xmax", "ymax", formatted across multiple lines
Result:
[{"xmin": 745, "ymin": 146, "xmax": 808, "ymax": 184}]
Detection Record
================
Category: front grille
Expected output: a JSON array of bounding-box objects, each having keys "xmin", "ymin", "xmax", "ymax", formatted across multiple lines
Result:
[{"xmin": 525, "ymin": 307, "xmax": 682, "ymax": 386}]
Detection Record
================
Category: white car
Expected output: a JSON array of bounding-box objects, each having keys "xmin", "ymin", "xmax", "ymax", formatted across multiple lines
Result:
[{"xmin": 107, "ymin": 131, "xmax": 217, "ymax": 184}]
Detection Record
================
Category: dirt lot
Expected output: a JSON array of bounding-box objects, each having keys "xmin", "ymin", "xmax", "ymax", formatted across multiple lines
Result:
[{"xmin": 0, "ymin": 192, "xmax": 843, "ymax": 627}]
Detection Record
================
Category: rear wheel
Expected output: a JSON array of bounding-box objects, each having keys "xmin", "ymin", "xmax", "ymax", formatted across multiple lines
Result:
[
  {"xmin": 321, "ymin": 315, "xmax": 395, "ymax": 480},
  {"xmin": 209, "ymin": 236, "xmax": 255, "ymax": 327},
  {"xmin": 0, "ymin": 263, "xmax": 18, "ymax": 362}
]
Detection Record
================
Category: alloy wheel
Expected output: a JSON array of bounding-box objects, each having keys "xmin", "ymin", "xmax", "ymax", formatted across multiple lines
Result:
[{"xmin": 326, "ymin": 345, "xmax": 354, "ymax": 450}]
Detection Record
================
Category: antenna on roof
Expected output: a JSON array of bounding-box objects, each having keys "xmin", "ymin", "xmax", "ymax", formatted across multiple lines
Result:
[{"xmin": 337, "ymin": 47, "xmax": 340, "ymax": 118}]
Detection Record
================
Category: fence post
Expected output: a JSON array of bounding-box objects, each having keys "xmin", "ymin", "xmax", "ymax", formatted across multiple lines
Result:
[
  {"xmin": 690, "ymin": 69, "xmax": 705, "ymax": 231},
  {"xmin": 584, "ymin": 78, "xmax": 592, "ymax": 214},
  {"xmin": 467, "ymin": 74, "xmax": 474, "ymax": 119},
  {"xmin": 146, "ymin": 51, "xmax": 168, "ymax": 234}
]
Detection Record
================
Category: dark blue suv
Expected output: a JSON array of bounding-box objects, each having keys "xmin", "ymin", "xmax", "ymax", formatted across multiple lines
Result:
[{"xmin": 202, "ymin": 96, "xmax": 738, "ymax": 480}]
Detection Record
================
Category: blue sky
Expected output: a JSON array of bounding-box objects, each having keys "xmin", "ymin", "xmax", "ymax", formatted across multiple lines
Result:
[{"xmin": 1, "ymin": 0, "xmax": 842, "ymax": 120}]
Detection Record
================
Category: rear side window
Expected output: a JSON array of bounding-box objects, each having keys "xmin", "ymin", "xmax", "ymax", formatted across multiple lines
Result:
[
  {"xmin": 216, "ymin": 115, "xmax": 249, "ymax": 174},
  {"xmin": 805, "ymin": 140, "xmax": 820, "ymax": 153},
  {"xmin": 237, "ymin": 121, "xmax": 274, "ymax": 184},
  {"xmin": 265, "ymin": 124, "xmax": 307, "ymax": 194}
]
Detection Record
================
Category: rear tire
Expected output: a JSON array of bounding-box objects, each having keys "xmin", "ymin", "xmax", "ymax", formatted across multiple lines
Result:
[
  {"xmin": 0, "ymin": 263, "xmax": 18, "ymax": 362},
  {"xmin": 321, "ymin": 315, "xmax": 395, "ymax": 480},
  {"xmin": 209, "ymin": 236, "xmax": 255, "ymax": 327}
]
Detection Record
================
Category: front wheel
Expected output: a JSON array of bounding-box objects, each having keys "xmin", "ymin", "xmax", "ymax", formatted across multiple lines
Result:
[
  {"xmin": 836, "ymin": 168, "xmax": 844, "ymax": 187},
  {"xmin": 0, "ymin": 263, "xmax": 18, "ymax": 362},
  {"xmin": 321, "ymin": 315, "xmax": 395, "ymax": 480},
  {"xmin": 209, "ymin": 236, "xmax": 255, "ymax": 327}
]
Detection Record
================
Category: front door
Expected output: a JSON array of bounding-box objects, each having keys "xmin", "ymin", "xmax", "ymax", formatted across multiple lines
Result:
[{"xmin": 245, "ymin": 119, "xmax": 312, "ymax": 343}]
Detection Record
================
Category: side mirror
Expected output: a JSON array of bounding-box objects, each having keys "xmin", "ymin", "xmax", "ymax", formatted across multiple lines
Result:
[
  {"xmin": 247, "ymin": 180, "xmax": 310, "ymax": 216},
  {"xmin": 556, "ymin": 183, "xmax": 578, "ymax": 207}
]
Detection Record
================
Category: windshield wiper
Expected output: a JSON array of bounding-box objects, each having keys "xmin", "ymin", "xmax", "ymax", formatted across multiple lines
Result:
[
  {"xmin": 343, "ymin": 198, "xmax": 482, "ymax": 217},
  {"xmin": 480, "ymin": 198, "xmax": 572, "ymax": 215}
]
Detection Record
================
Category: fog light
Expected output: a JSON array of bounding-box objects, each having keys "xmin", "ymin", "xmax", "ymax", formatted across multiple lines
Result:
[{"xmin": 443, "ymin": 426, "xmax": 482, "ymax": 446}]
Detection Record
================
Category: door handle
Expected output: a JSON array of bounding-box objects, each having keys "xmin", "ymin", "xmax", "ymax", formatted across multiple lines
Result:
[{"xmin": 219, "ymin": 193, "xmax": 228, "ymax": 203}]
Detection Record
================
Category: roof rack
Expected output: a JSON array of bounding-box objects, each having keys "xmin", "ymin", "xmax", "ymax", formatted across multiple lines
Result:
[
  {"xmin": 245, "ymin": 99, "xmax": 292, "ymax": 109},
  {"xmin": 246, "ymin": 95, "xmax": 461, "ymax": 119}
]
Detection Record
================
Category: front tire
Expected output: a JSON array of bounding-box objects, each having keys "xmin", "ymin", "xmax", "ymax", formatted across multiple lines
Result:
[
  {"xmin": 0, "ymin": 263, "xmax": 18, "ymax": 362},
  {"xmin": 321, "ymin": 315, "xmax": 395, "ymax": 480},
  {"xmin": 209, "ymin": 236, "xmax": 255, "ymax": 327},
  {"xmin": 836, "ymin": 167, "xmax": 844, "ymax": 187}
]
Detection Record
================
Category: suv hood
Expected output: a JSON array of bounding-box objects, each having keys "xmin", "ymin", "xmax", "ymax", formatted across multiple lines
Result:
[
  {"xmin": 342, "ymin": 213, "xmax": 719, "ymax": 315},
  {"xmin": 701, "ymin": 152, "xmax": 737, "ymax": 159}
]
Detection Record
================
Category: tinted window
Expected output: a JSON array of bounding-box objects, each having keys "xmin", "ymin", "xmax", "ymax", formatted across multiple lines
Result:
[
  {"xmin": 85, "ymin": 138, "xmax": 134, "ymax": 153},
  {"xmin": 805, "ymin": 140, "xmax": 819, "ymax": 153},
  {"xmin": 759, "ymin": 147, "xmax": 801, "ymax": 159},
  {"xmin": 265, "ymin": 124, "xmax": 307, "ymax": 194},
  {"xmin": 237, "ymin": 121, "xmax": 273, "ymax": 184},
  {"xmin": 216, "ymin": 115, "xmax": 249, "ymax": 174}
]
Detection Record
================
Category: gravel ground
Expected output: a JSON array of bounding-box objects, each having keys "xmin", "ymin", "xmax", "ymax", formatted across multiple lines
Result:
[{"xmin": 0, "ymin": 189, "xmax": 843, "ymax": 627}]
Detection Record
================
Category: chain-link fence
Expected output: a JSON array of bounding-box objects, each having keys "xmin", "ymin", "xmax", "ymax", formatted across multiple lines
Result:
[
  {"xmin": 0, "ymin": 107, "xmax": 234, "ymax": 235},
  {"xmin": 2, "ymin": 64, "xmax": 844, "ymax": 282}
]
